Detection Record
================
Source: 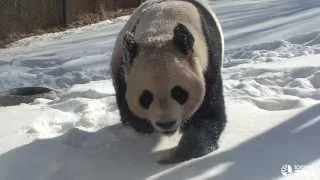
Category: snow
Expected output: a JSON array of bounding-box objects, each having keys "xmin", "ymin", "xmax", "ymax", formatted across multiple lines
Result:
[{"xmin": 0, "ymin": 0, "xmax": 320, "ymax": 179}]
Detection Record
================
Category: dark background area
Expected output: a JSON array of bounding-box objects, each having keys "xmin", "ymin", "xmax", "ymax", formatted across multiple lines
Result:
[{"xmin": 0, "ymin": 0, "xmax": 142, "ymax": 46}]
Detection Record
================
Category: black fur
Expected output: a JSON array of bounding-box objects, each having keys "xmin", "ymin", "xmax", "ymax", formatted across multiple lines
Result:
[
  {"xmin": 173, "ymin": 23, "xmax": 195, "ymax": 55},
  {"xmin": 114, "ymin": 17, "xmax": 154, "ymax": 134},
  {"xmin": 112, "ymin": 0, "xmax": 226, "ymax": 164},
  {"xmin": 162, "ymin": 60, "xmax": 226, "ymax": 163},
  {"xmin": 113, "ymin": 69, "xmax": 154, "ymax": 134},
  {"xmin": 171, "ymin": 85, "xmax": 189, "ymax": 105},
  {"xmin": 123, "ymin": 32, "xmax": 138, "ymax": 64},
  {"xmin": 159, "ymin": 0, "xmax": 227, "ymax": 164},
  {"xmin": 139, "ymin": 90, "xmax": 154, "ymax": 109}
]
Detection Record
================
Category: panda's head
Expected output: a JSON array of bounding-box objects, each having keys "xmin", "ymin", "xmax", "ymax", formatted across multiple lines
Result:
[{"xmin": 122, "ymin": 23, "xmax": 206, "ymax": 134}]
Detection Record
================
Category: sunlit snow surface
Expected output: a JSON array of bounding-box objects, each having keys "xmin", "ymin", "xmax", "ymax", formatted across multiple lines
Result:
[{"xmin": 0, "ymin": 0, "xmax": 320, "ymax": 180}]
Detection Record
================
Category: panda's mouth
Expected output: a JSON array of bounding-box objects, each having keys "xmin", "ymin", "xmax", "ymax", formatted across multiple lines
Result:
[
  {"xmin": 154, "ymin": 120, "xmax": 179, "ymax": 135},
  {"xmin": 162, "ymin": 129, "xmax": 177, "ymax": 135},
  {"xmin": 156, "ymin": 125, "xmax": 179, "ymax": 135}
]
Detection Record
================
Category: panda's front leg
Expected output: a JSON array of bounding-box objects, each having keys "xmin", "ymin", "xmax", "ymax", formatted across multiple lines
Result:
[{"xmin": 158, "ymin": 107, "xmax": 226, "ymax": 164}]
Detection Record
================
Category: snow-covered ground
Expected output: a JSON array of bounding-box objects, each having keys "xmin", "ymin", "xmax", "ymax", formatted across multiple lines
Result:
[{"xmin": 0, "ymin": 0, "xmax": 320, "ymax": 179}]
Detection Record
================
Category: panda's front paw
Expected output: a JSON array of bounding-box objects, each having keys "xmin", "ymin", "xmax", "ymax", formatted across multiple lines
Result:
[
  {"xmin": 157, "ymin": 150, "xmax": 206, "ymax": 165},
  {"xmin": 156, "ymin": 147, "xmax": 179, "ymax": 164},
  {"xmin": 158, "ymin": 152, "xmax": 187, "ymax": 164}
]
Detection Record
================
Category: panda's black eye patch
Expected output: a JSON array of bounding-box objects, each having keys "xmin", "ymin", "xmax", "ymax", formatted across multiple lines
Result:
[
  {"xmin": 171, "ymin": 85, "xmax": 189, "ymax": 105},
  {"xmin": 139, "ymin": 90, "xmax": 153, "ymax": 109}
]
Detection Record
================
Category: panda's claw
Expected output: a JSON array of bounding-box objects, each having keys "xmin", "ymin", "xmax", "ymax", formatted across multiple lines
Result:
[
  {"xmin": 157, "ymin": 149, "xmax": 187, "ymax": 164},
  {"xmin": 157, "ymin": 150, "xmax": 203, "ymax": 164},
  {"xmin": 158, "ymin": 156, "xmax": 182, "ymax": 164}
]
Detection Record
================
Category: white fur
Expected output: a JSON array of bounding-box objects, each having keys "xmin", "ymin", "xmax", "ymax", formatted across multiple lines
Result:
[{"xmin": 111, "ymin": 0, "xmax": 223, "ymax": 133}]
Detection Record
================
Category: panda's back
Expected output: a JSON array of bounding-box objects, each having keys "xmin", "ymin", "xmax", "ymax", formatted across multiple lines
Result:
[
  {"xmin": 111, "ymin": 0, "xmax": 223, "ymax": 77},
  {"xmin": 134, "ymin": 1, "xmax": 204, "ymax": 44}
]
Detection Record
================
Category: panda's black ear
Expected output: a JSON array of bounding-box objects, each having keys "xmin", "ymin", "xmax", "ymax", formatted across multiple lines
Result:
[
  {"xmin": 123, "ymin": 31, "xmax": 138, "ymax": 64},
  {"xmin": 173, "ymin": 23, "xmax": 194, "ymax": 55}
]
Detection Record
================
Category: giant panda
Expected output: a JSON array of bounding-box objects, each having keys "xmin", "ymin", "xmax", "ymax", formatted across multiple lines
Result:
[{"xmin": 111, "ymin": 0, "xmax": 227, "ymax": 164}]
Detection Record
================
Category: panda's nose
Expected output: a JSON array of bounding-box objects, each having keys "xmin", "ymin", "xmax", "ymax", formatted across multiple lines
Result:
[{"xmin": 156, "ymin": 121, "xmax": 177, "ymax": 129}]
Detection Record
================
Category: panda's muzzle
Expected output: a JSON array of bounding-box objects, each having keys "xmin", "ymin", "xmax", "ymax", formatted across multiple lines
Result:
[{"xmin": 155, "ymin": 120, "xmax": 177, "ymax": 130}]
